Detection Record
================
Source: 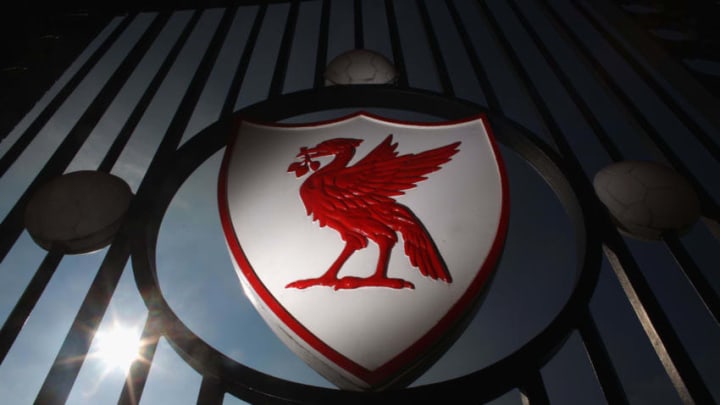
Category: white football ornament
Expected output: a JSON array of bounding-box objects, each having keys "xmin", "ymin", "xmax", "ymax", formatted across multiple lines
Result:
[
  {"xmin": 324, "ymin": 49, "xmax": 398, "ymax": 86},
  {"xmin": 24, "ymin": 171, "xmax": 133, "ymax": 253},
  {"xmin": 593, "ymin": 161, "xmax": 701, "ymax": 240}
]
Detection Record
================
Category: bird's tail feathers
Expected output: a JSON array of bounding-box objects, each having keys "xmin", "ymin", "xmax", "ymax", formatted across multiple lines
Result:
[{"xmin": 400, "ymin": 221, "xmax": 451, "ymax": 283}]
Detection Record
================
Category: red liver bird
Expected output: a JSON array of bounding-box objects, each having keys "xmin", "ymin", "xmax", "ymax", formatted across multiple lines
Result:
[{"xmin": 286, "ymin": 134, "xmax": 461, "ymax": 290}]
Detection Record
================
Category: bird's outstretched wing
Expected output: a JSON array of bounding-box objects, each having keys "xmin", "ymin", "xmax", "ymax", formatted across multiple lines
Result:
[
  {"xmin": 309, "ymin": 135, "xmax": 459, "ymax": 282},
  {"xmin": 334, "ymin": 134, "xmax": 460, "ymax": 201}
]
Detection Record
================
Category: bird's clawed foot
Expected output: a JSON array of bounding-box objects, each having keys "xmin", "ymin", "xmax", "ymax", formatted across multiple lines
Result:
[
  {"xmin": 286, "ymin": 276, "xmax": 415, "ymax": 290},
  {"xmin": 335, "ymin": 276, "xmax": 414, "ymax": 290},
  {"xmin": 285, "ymin": 277, "xmax": 337, "ymax": 289}
]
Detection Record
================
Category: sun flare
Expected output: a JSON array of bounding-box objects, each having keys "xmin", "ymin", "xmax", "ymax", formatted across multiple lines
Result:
[{"xmin": 93, "ymin": 322, "xmax": 142, "ymax": 373}]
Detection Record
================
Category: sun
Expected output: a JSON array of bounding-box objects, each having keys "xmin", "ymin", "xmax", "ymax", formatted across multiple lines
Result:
[{"xmin": 92, "ymin": 322, "xmax": 142, "ymax": 373}]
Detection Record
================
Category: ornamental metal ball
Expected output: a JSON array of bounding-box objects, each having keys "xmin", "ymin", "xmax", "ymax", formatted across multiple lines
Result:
[
  {"xmin": 324, "ymin": 49, "xmax": 398, "ymax": 86},
  {"xmin": 593, "ymin": 161, "xmax": 701, "ymax": 240},
  {"xmin": 24, "ymin": 170, "xmax": 133, "ymax": 254}
]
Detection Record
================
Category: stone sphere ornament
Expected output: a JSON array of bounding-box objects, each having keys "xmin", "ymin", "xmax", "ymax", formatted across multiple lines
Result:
[
  {"xmin": 24, "ymin": 171, "xmax": 133, "ymax": 254},
  {"xmin": 593, "ymin": 161, "xmax": 701, "ymax": 240},
  {"xmin": 324, "ymin": 49, "xmax": 398, "ymax": 86}
]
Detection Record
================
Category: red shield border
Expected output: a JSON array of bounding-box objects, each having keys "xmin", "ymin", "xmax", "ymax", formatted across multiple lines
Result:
[{"xmin": 218, "ymin": 112, "xmax": 509, "ymax": 389}]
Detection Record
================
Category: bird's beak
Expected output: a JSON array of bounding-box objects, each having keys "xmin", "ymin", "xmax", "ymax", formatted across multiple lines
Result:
[{"xmin": 297, "ymin": 146, "xmax": 322, "ymax": 159}]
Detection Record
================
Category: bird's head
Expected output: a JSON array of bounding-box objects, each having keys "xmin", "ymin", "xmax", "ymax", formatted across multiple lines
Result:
[
  {"xmin": 288, "ymin": 138, "xmax": 363, "ymax": 177},
  {"xmin": 301, "ymin": 138, "xmax": 363, "ymax": 158}
]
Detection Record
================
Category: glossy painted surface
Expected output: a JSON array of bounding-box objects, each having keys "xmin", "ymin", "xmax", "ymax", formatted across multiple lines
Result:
[{"xmin": 219, "ymin": 113, "xmax": 507, "ymax": 390}]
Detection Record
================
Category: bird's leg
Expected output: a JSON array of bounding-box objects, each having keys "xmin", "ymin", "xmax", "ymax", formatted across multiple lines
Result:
[
  {"xmin": 336, "ymin": 238, "xmax": 414, "ymax": 290},
  {"xmin": 286, "ymin": 243, "xmax": 357, "ymax": 289}
]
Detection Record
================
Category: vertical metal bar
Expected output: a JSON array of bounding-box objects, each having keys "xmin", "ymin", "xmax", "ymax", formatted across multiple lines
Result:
[
  {"xmin": 384, "ymin": 0, "xmax": 409, "ymax": 88},
  {"xmin": 663, "ymin": 234, "xmax": 720, "ymax": 324},
  {"xmin": 477, "ymin": 1, "xmax": 715, "ymax": 403},
  {"xmin": 508, "ymin": 1, "xmax": 719, "ymax": 397},
  {"xmin": 314, "ymin": 0, "xmax": 331, "ymax": 89},
  {"xmin": 99, "ymin": 11, "xmax": 204, "ymax": 173},
  {"xmin": 221, "ymin": 5, "xmax": 268, "ymax": 117},
  {"xmin": 416, "ymin": 0, "xmax": 454, "ymax": 96},
  {"xmin": 117, "ymin": 316, "xmax": 160, "ymax": 405},
  {"xmin": 519, "ymin": 371, "xmax": 551, "ymax": 405},
  {"xmin": 576, "ymin": 1, "xmax": 720, "ymax": 133},
  {"xmin": 354, "ymin": 0, "xmax": 364, "ymax": 49},
  {"xmin": 0, "ymin": 10, "xmax": 200, "ymax": 399},
  {"xmin": 0, "ymin": 13, "xmax": 172, "ymax": 263},
  {"xmin": 199, "ymin": 22, "xmax": 307, "ymax": 393},
  {"xmin": 572, "ymin": 0, "xmax": 720, "ymax": 162},
  {"xmin": 0, "ymin": 14, "xmax": 113, "ymax": 144},
  {"xmin": 197, "ymin": 376, "xmax": 225, "ymax": 405},
  {"xmin": 537, "ymin": 0, "xmax": 720, "ymax": 324},
  {"xmin": 0, "ymin": 250, "xmax": 63, "ymax": 364},
  {"xmin": 269, "ymin": 1, "xmax": 300, "ymax": 97},
  {"xmin": 119, "ymin": 9, "xmax": 261, "ymax": 398},
  {"xmin": 475, "ymin": 0, "xmax": 576, "ymax": 163},
  {"xmin": 506, "ymin": 0, "xmax": 624, "ymax": 162},
  {"xmin": 0, "ymin": 14, "xmax": 135, "ymax": 177},
  {"xmin": 146, "ymin": 7, "xmax": 237, "ymax": 161},
  {"xmin": 539, "ymin": 0, "xmax": 720, "ymax": 220},
  {"xmin": 444, "ymin": 0, "xmax": 501, "ymax": 112},
  {"xmin": 35, "ymin": 235, "xmax": 132, "ymax": 404},
  {"xmin": 577, "ymin": 310, "xmax": 630, "ymax": 405},
  {"xmin": 36, "ymin": 8, "xmax": 239, "ymax": 403},
  {"xmin": 20, "ymin": 12, "xmax": 200, "ymax": 397},
  {"xmin": 602, "ymin": 242, "xmax": 714, "ymax": 404}
]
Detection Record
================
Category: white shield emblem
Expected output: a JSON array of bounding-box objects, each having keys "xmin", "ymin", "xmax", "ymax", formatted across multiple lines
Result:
[{"xmin": 218, "ymin": 112, "xmax": 508, "ymax": 390}]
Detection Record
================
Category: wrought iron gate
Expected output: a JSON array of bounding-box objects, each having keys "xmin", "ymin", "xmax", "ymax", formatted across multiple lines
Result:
[{"xmin": 0, "ymin": 1, "xmax": 718, "ymax": 404}]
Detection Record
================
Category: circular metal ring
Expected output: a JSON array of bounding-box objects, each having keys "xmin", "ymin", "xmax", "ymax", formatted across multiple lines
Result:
[{"xmin": 130, "ymin": 86, "xmax": 602, "ymax": 404}]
